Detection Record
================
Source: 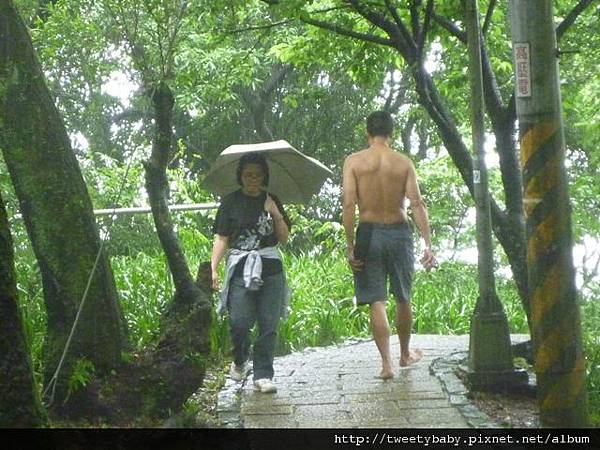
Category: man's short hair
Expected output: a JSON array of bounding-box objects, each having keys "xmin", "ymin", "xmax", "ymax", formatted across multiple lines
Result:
[{"xmin": 366, "ymin": 111, "xmax": 394, "ymax": 138}]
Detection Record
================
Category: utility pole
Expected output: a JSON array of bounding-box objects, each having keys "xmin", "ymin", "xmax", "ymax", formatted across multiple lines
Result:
[
  {"xmin": 465, "ymin": 0, "xmax": 526, "ymax": 390},
  {"xmin": 510, "ymin": 0, "xmax": 588, "ymax": 427}
]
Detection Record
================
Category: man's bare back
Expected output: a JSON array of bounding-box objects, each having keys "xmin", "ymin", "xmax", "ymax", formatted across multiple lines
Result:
[{"xmin": 344, "ymin": 143, "xmax": 421, "ymax": 225}]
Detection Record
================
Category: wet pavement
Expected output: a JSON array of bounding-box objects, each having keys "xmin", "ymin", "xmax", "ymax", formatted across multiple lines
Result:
[{"xmin": 217, "ymin": 334, "xmax": 529, "ymax": 428}]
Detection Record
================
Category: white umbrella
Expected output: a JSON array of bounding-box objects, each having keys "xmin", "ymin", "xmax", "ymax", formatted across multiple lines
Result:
[{"xmin": 203, "ymin": 140, "xmax": 333, "ymax": 204}]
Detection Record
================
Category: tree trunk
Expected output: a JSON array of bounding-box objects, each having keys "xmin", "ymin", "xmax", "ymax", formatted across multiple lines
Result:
[
  {"xmin": 0, "ymin": 0, "xmax": 125, "ymax": 410},
  {"xmin": 0, "ymin": 191, "xmax": 46, "ymax": 427},
  {"xmin": 135, "ymin": 82, "xmax": 212, "ymax": 418}
]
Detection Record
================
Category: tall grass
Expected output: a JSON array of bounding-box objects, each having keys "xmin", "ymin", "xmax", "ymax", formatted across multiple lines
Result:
[{"xmin": 412, "ymin": 261, "xmax": 529, "ymax": 334}]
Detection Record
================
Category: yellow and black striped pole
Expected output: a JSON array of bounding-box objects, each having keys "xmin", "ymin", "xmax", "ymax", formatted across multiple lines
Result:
[{"xmin": 510, "ymin": 0, "xmax": 588, "ymax": 427}]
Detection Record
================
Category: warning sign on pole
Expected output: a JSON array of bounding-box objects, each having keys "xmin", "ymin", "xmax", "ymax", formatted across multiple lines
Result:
[{"xmin": 514, "ymin": 42, "xmax": 531, "ymax": 97}]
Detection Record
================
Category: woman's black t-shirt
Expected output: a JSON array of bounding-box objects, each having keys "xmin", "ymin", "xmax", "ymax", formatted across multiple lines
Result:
[{"xmin": 212, "ymin": 190, "xmax": 291, "ymax": 276}]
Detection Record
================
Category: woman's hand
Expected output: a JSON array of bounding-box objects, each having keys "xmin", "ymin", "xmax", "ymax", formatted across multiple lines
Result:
[
  {"xmin": 211, "ymin": 234, "xmax": 229, "ymax": 292},
  {"xmin": 264, "ymin": 193, "xmax": 282, "ymax": 219},
  {"xmin": 265, "ymin": 193, "xmax": 289, "ymax": 244},
  {"xmin": 211, "ymin": 270, "xmax": 220, "ymax": 292}
]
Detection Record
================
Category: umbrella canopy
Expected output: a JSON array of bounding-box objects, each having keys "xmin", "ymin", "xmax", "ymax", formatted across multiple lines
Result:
[{"xmin": 203, "ymin": 140, "xmax": 333, "ymax": 204}]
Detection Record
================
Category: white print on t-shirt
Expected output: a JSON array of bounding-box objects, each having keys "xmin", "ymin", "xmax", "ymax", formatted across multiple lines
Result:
[{"xmin": 236, "ymin": 211, "xmax": 274, "ymax": 251}]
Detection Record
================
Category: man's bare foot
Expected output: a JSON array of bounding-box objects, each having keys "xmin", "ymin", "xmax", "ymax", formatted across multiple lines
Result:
[
  {"xmin": 375, "ymin": 369, "xmax": 394, "ymax": 380},
  {"xmin": 400, "ymin": 349, "xmax": 423, "ymax": 367},
  {"xmin": 376, "ymin": 361, "xmax": 394, "ymax": 379}
]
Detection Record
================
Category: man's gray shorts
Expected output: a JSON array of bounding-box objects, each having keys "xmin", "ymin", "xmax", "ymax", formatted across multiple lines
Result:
[{"xmin": 353, "ymin": 222, "xmax": 414, "ymax": 305}]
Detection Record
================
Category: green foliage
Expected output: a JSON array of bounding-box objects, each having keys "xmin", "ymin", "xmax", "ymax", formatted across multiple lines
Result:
[
  {"xmin": 581, "ymin": 293, "xmax": 600, "ymax": 426},
  {"xmin": 412, "ymin": 261, "xmax": 528, "ymax": 334},
  {"xmin": 66, "ymin": 358, "xmax": 95, "ymax": 402},
  {"xmin": 417, "ymin": 155, "xmax": 473, "ymax": 253}
]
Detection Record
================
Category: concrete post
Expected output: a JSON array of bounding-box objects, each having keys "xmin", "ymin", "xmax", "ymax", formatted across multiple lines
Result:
[
  {"xmin": 465, "ymin": 0, "xmax": 526, "ymax": 390},
  {"xmin": 509, "ymin": 0, "xmax": 588, "ymax": 427}
]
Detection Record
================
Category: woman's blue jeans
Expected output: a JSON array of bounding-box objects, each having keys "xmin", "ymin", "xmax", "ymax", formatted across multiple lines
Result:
[{"xmin": 227, "ymin": 271, "xmax": 284, "ymax": 380}]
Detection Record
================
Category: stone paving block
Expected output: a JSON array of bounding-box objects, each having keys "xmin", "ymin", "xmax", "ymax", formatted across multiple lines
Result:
[
  {"xmin": 345, "ymin": 390, "xmax": 445, "ymax": 403},
  {"xmin": 344, "ymin": 400, "xmax": 404, "ymax": 420},
  {"xmin": 262, "ymin": 392, "xmax": 341, "ymax": 406},
  {"xmin": 346, "ymin": 417, "xmax": 411, "ymax": 428},
  {"xmin": 406, "ymin": 407, "xmax": 468, "ymax": 427},
  {"xmin": 293, "ymin": 404, "xmax": 352, "ymax": 422},
  {"xmin": 294, "ymin": 420, "xmax": 353, "ymax": 428},
  {"xmin": 241, "ymin": 403, "xmax": 293, "ymax": 415},
  {"xmin": 344, "ymin": 392, "xmax": 400, "ymax": 403},
  {"xmin": 243, "ymin": 414, "xmax": 297, "ymax": 428},
  {"xmin": 393, "ymin": 380, "xmax": 445, "ymax": 392},
  {"xmin": 339, "ymin": 383, "xmax": 395, "ymax": 395},
  {"xmin": 448, "ymin": 394, "xmax": 470, "ymax": 406},
  {"xmin": 395, "ymin": 398, "xmax": 452, "ymax": 409}
]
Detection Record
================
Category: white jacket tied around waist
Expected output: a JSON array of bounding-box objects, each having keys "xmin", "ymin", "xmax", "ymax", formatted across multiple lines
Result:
[{"xmin": 218, "ymin": 246, "xmax": 290, "ymax": 318}]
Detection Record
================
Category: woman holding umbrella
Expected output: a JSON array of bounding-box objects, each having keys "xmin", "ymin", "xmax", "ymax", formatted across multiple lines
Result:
[{"xmin": 210, "ymin": 152, "xmax": 291, "ymax": 394}]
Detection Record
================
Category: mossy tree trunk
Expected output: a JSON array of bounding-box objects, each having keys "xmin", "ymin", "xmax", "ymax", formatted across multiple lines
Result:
[
  {"xmin": 117, "ymin": 81, "xmax": 212, "ymax": 419},
  {"xmin": 0, "ymin": 191, "xmax": 46, "ymax": 427},
  {"xmin": 0, "ymin": 0, "xmax": 125, "ymax": 413}
]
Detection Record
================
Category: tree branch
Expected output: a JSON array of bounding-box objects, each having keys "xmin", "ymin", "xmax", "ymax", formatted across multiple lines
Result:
[
  {"xmin": 263, "ymin": 63, "xmax": 293, "ymax": 95},
  {"xmin": 350, "ymin": 0, "xmax": 416, "ymax": 61},
  {"xmin": 409, "ymin": 0, "xmax": 422, "ymax": 45},
  {"xmin": 418, "ymin": 0, "xmax": 434, "ymax": 59},
  {"xmin": 110, "ymin": 108, "xmax": 147, "ymax": 124},
  {"xmin": 300, "ymin": 14, "xmax": 394, "ymax": 46},
  {"xmin": 432, "ymin": 12, "xmax": 466, "ymax": 43},
  {"xmin": 556, "ymin": 0, "xmax": 595, "ymax": 41},
  {"xmin": 482, "ymin": 0, "xmax": 496, "ymax": 36},
  {"xmin": 480, "ymin": 44, "xmax": 505, "ymax": 120},
  {"xmin": 381, "ymin": 0, "xmax": 416, "ymax": 57},
  {"xmin": 225, "ymin": 19, "xmax": 294, "ymax": 34}
]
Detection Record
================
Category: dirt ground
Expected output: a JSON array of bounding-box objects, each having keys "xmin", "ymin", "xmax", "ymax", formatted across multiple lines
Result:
[{"xmin": 467, "ymin": 388, "xmax": 539, "ymax": 428}]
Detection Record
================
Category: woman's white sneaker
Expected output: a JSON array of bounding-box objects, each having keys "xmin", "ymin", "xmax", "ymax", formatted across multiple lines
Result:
[
  {"xmin": 253, "ymin": 378, "xmax": 277, "ymax": 393},
  {"xmin": 229, "ymin": 362, "xmax": 248, "ymax": 381}
]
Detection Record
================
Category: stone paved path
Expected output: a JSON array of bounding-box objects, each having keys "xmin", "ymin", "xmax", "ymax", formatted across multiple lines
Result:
[{"xmin": 217, "ymin": 334, "xmax": 529, "ymax": 428}]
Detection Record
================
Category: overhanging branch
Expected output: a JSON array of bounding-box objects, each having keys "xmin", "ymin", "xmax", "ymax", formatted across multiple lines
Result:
[
  {"xmin": 418, "ymin": 0, "xmax": 434, "ymax": 58},
  {"xmin": 225, "ymin": 19, "xmax": 294, "ymax": 34},
  {"xmin": 300, "ymin": 14, "xmax": 394, "ymax": 46},
  {"xmin": 432, "ymin": 12, "xmax": 466, "ymax": 43},
  {"xmin": 350, "ymin": 0, "xmax": 416, "ymax": 59},
  {"xmin": 383, "ymin": 0, "xmax": 414, "ymax": 49},
  {"xmin": 482, "ymin": 0, "xmax": 496, "ymax": 36},
  {"xmin": 556, "ymin": 0, "xmax": 595, "ymax": 41}
]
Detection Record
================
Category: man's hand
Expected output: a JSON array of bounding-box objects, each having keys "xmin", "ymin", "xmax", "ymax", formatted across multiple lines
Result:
[
  {"xmin": 346, "ymin": 245, "xmax": 364, "ymax": 271},
  {"xmin": 420, "ymin": 247, "xmax": 438, "ymax": 271}
]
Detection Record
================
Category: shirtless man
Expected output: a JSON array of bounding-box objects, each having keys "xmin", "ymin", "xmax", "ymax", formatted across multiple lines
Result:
[{"xmin": 342, "ymin": 111, "xmax": 436, "ymax": 379}]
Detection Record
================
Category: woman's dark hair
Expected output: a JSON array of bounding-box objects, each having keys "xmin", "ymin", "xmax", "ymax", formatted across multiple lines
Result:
[
  {"xmin": 236, "ymin": 152, "xmax": 270, "ymax": 187},
  {"xmin": 366, "ymin": 111, "xmax": 394, "ymax": 138}
]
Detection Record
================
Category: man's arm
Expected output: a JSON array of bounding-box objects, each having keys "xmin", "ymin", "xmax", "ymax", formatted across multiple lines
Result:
[
  {"xmin": 406, "ymin": 161, "xmax": 436, "ymax": 268},
  {"xmin": 342, "ymin": 157, "xmax": 357, "ymax": 249},
  {"xmin": 342, "ymin": 156, "xmax": 363, "ymax": 270}
]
